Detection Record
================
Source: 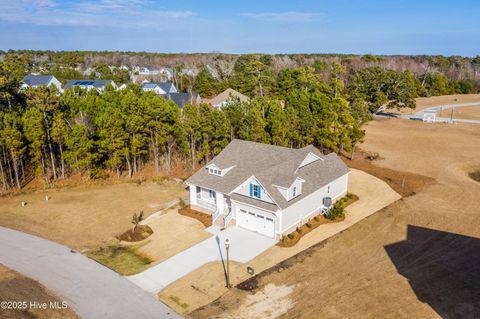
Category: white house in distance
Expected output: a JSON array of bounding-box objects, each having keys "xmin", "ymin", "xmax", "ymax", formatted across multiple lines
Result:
[
  {"xmin": 186, "ymin": 139, "xmax": 350, "ymax": 239},
  {"xmin": 422, "ymin": 110, "xmax": 437, "ymax": 123},
  {"xmin": 141, "ymin": 82, "xmax": 178, "ymax": 95},
  {"xmin": 21, "ymin": 75, "xmax": 62, "ymax": 91},
  {"xmin": 204, "ymin": 88, "xmax": 249, "ymax": 109},
  {"xmin": 64, "ymin": 80, "xmax": 117, "ymax": 92}
]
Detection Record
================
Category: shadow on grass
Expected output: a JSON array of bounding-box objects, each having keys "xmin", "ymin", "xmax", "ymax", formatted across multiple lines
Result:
[{"xmin": 385, "ymin": 225, "xmax": 480, "ymax": 318}]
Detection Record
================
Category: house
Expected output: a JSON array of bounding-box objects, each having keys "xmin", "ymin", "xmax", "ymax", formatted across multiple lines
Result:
[
  {"xmin": 186, "ymin": 140, "xmax": 350, "ymax": 239},
  {"xmin": 205, "ymin": 88, "xmax": 249, "ymax": 109},
  {"xmin": 135, "ymin": 65, "xmax": 160, "ymax": 75},
  {"xmin": 21, "ymin": 75, "xmax": 62, "ymax": 91},
  {"xmin": 159, "ymin": 68, "xmax": 174, "ymax": 80},
  {"xmin": 165, "ymin": 92, "xmax": 201, "ymax": 108},
  {"xmin": 422, "ymin": 110, "xmax": 436, "ymax": 123},
  {"xmin": 64, "ymin": 80, "xmax": 117, "ymax": 92},
  {"xmin": 141, "ymin": 82, "xmax": 178, "ymax": 95}
]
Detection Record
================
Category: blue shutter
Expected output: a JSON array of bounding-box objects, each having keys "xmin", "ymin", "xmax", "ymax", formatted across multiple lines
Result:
[
  {"xmin": 258, "ymin": 186, "xmax": 261, "ymax": 199},
  {"xmin": 249, "ymin": 183, "xmax": 253, "ymax": 197}
]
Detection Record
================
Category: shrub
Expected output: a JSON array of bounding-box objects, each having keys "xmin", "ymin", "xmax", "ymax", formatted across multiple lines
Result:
[
  {"xmin": 288, "ymin": 233, "xmax": 295, "ymax": 240},
  {"xmin": 179, "ymin": 197, "xmax": 186, "ymax": 208},
  {"xmin": 306, "ymin": 222, "xmax": 312, "ymax": 228},
  {"xmin": 131, "ymin": 211, "xmax": 144, "ymax": 231},
  {"xmin": 326, "ymin": 201, "xmax": 345, "ymax": 221},
  {"xmin": 297, "ymin": 227, "xmax": 303, "ymax": 235},
  {"xmin": 314, "ymin": 216, "xmax": 320, "ymax": 222}
]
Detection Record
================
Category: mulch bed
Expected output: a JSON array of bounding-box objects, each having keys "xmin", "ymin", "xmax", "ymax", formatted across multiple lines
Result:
[
  {"xmin": 178, "ymin": 205, "xmax": 212, "ymax": 227},
  {"xmin": 277, "ymin": 193, "xmax": 358, "ymax": 248},
  {"xmin": 116, "ymin": 225, "xmax": 153, "ymax": 242}
]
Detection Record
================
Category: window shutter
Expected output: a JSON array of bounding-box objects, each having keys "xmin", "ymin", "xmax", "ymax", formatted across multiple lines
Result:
[
  {"xmin": 258, "ymin": 186, "xmax": 261, "ymax": 199},
  {"xmin": 249, "ymin": 183, "xmax": 253, "ymax": 197}
]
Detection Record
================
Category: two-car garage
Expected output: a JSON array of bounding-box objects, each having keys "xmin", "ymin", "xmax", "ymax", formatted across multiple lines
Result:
[{"xmin": 236, "ymin": 208, "xmax": 275, "ymax": 238}]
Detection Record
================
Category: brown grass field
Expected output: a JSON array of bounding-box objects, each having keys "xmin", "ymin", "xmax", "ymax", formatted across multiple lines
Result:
[
  {"xmin": 436, "ymin": 105, "xmax": 480, "ymax": 121},
  {"xmin": 0, "ymin": 180, "xmax": 187, "ymax": 250},
  {"xmin": 389, "ymin": 94, "xmax": 480, "ymax": 116},
  {"xmin": 191, "ymin": 118, "xmax": 480, "ymax": 318},
  {"xmin": 0, "ymin": 265, "xmax": 79, "ymax": 319}
]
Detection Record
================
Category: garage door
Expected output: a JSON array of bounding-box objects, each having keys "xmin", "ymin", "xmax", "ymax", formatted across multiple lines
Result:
[{"xmin": 236, "ymin": 209, "xmax": 275, "ymax": 238}]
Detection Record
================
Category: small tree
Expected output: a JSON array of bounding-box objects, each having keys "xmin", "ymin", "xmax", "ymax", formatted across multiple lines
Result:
[{"xmin": 131, "ymin": 211, "xmax": 144, "ymax": 231}]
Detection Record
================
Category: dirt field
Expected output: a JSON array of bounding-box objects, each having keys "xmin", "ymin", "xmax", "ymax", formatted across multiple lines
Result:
[
  {"xmin": 0, "ymin": 265, "xmax": 79, "ymax": 319},
  {"xmin": 191, "ymin": 117, "xmax": 480, "ymax": 318},
  {"xmin": 0, "ymin": 181, "xmax": 187, "ymax": 250}
]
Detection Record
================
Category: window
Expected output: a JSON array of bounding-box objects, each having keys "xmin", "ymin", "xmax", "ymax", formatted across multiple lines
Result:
[
  {"xmin": 208, "ymin": 167, "xmax": 222, "ymax": 176},
  {"xmin": 208, "ymin": 189, "xmax": 216, "ymax": 199},
  {"xmin": 292, "ymin": 186, "xmax": 297, "ymax": 197},
  {"xmin": 250, "ymin": 183, "xmax": 260, "ymax": 199}
]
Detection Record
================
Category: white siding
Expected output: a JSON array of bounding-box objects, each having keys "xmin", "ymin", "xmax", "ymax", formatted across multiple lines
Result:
[
  {"xmin": 233, "ymin": 176, "xmax": 275, "ymax": 204},
  {"xmin": 189, "ymin": 184, "xmax": 197, "ymax": 206},
  {"xmin": 280, "ymin": 173, "xmax": 349, "ymax": 235}
]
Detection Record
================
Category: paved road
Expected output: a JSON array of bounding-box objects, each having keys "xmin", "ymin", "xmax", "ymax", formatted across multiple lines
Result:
[
  {"xmin": 128, "ymin": 226, "xmax": 276, "ymax": 293},
  {"xmin": 400, "ymin": 102, "xmax": 480, "ymax": 124},
  {"xmin": 0, "ymin": 226, "xmax": 181, "ymax": 319}
]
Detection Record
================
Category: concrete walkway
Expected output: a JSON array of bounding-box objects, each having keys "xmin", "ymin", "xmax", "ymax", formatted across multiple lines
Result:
[
  {"xmin": 0, "ymin": 226, "xmax": 180, "ymax": 319},
  {"xmin": 128, "ymin": 226, "xmax": 276, "ymax": 293}
]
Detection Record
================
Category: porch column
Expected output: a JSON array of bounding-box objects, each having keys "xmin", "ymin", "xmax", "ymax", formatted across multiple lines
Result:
[
  {"xmin": 216, "ymin": 192, "xmax": 224, "ymax": 214},
  {"xmin": 189, "ymin": 184, "xmax": 197, "ymax": 206}
]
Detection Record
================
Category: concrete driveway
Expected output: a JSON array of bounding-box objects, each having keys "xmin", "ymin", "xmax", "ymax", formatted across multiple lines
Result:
[
  {"xmin": 0, "ymin": 226, "xmax": 180, "ymax": 319},
  {"xmin": 128, "ymin": 226, "xmax": 276, "ymax": 293}
]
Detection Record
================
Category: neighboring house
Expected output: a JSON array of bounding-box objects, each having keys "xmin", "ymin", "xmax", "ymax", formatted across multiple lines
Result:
[
  {"xmin": 141, "ymin": 82, "xmax": 178, "ymax": 95},
  {"xmin": 205, "ymin": 88, "xmax": 249, "ymax": 109},
  {"xmin": 64, "ymin": 80, "xmax": 117, "ymax": 92},
  {"xmin": 164, "ymin": 92, "xmax": 201, "ymax": 108},
  {"xmin": 21, "ymin": 75, "xmax": 62, "ymax": 91},
  {"xmin": 186, "ymin": 140, "xmax": 350, "ymax": 239},
  {"xmin": 136, "ymin": 66, "xmax": 160, "ymax": 75},
  {"xmin": 159, "ymin": 68, "xmax": 174, "ymax": 80}
]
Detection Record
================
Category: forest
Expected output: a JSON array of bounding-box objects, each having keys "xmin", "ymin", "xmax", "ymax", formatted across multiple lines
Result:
[{"xmin": 0, "ymin": 51, "xmax": 479, "ymax": 191}]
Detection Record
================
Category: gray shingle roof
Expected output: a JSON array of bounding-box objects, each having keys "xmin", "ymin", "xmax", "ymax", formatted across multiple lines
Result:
[
  {"xmin": 186, "ymin": 139, "xmax": 350, "ymax": 210},
  {"xmin": 164, "ymin": 92, "xmax": 200, "ymax": 108},
  {"xmin": 64, "ymin": 80, "xmax": 116, "ymax": 90},
  {"xmin": 141, "ymin": 82, "xmax": 177, "ymax": 93},
  {"xmin": 22, "ymin": 75, "xmax": 54, "ymax": 86}
]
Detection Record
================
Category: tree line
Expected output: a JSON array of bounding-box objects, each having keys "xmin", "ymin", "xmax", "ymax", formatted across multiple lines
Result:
[{"xmin": 0, "ymin": 52, "xmax": 464, "ymax": 191}]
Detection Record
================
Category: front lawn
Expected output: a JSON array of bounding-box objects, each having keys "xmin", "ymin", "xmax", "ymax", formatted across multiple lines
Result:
[{"xmin": 86, "ymin": 243, "xmax": 152, "ymax": 275}]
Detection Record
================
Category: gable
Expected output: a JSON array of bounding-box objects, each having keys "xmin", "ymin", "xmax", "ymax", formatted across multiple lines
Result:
[
  {"xmin": 231, "ymin": 176, "xmax": 275, "ymax": 204},
  {"xmin": 298, "ymin": 152, "xmax": 323, "ymax": 169}
]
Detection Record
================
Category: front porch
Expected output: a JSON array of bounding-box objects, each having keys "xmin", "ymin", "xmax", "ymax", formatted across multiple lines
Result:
[{"xmin": 189, "ymin": 185, "xmax": 233, "ymax": 228}]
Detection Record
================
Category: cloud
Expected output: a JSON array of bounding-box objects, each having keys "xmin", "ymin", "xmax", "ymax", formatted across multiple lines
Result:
[
  {"xmin": 0, "ymin": 0, "xmax": 197, "ymax": 28},
  {"xmin": 241, "ymin": 11, "xmax": 323, "ymax": 22}
]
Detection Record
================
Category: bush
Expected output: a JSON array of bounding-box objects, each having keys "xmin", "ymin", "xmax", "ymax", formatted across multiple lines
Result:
[
  {"xmin": 179, "ymin": 197, "xmax": 186, "ymax": 208},
  {"xmin": 288, "ymin": 233, "xmax": 295, "ymax": 240},
  {"xmin": 326, "ymin": 201, "xmax": 345, "ymax": 221},
  {"xmin": 314, "ymin": 216, "xmax": 320, "ymax": 222},
  {"xmin": 306, "ymin": 222, "xmax": 312, "ymax": 228},
  {"xmin": 297, "ymin": 227, "xmax": 303, "ymax": 235}
]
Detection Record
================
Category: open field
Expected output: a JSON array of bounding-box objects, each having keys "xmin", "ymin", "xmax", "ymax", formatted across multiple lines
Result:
[
  {"xmin": 0, "ymin": 264, "xmax": 79, "ymax": 319},
  {"xmin": 191, "ymin": 118, "xmax": 480, "ymax": 318},
  {"xmin": 0, "ymin": 181, "xmax": 187, "ymax": 250}
]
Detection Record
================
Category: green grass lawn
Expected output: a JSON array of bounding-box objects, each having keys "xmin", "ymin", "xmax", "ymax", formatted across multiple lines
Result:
[{"xmin": 86, "ymin": 243, "xmax": 152, "ymax": 276}]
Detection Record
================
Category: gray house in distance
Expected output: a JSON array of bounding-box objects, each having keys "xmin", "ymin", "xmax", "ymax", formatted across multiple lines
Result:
[
  {"xmin": 21, "ymin": 75, "xmax": 62, "ymax": 91},
  {"xmin": 141, "ymin": 82, "xmax": 178, "ymax": 95}
]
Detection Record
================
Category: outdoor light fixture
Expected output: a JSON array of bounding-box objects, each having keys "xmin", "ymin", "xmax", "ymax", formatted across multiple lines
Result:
[{"xmin": 225, "ymin": 238, "xmax": 231, "ymax": 288}]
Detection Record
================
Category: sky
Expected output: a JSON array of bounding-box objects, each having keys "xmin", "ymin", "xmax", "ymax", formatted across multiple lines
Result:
[{"xmin": 0, "ymin": 0, "xmax": 479, "ymax": 56}]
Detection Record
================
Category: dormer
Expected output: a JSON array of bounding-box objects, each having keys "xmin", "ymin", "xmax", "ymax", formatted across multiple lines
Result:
[
  {"xmin": 274, "ymin": 177, "xmax": 305, "ymax": 201},
  {"xmin": 206, "ymin": 164, "xmax": 234, "ymax": 177},
  {"xmin": 298, "ymin": 152, "xmax": 323, "ymax": 170}
]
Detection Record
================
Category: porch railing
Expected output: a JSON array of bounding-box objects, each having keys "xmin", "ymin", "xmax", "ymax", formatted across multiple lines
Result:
[
  {"xmin": 224, "ymin": 210, "xmax": 233, "ymax": 228},
  {"xmin": 212, "ymin": 209, "xmax": 220, "ymax": 224},
  {"xmin": 197, "ymin": 197, "xmax": 216, "ymax": 211}
]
